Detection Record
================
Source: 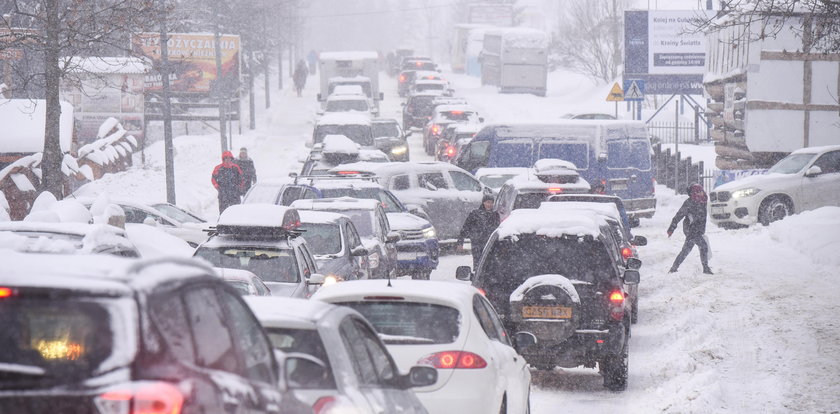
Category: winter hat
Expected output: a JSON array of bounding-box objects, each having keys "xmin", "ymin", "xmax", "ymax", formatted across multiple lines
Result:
[
  {"xmin": 222, "ymin": 150, "xmax": 234, "ymax": 161},
  {"xmin": 482, "ymin": 194, "xmax": 495, "ymax": 203},
  {"xmin": 688, "ymin": 183, "xmax": 707, "ymax": 203}
]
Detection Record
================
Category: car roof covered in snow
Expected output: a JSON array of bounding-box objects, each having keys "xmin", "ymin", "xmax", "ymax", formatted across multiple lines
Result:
[
  {"xmin": 312, "ymin": 279, "xmax": 481, "ymax": 309},
  {"xmin": 346, "ymin": 161, "xmax": 467, "ymax": 178},
  {"xmin": 322, "ymin": 135, "xmax": 360, "ymax": 155},
  {"xmin": 0, "ymin": 222, "xmax": 138, "ymax": 255},
  {"xmin": 496, "ymin": 208, "xmax": 607, "ymax": 239},
  {"xmin": 245, "ymin": 296, "xmax": 343, "ymax": 329},
  {"xmin": 326, "ymin": 94, "xmax": 369, "ymax": 102},
  {"xmin": 475, "ymin": 167, "xmax": 530, "ymax": 178},
  {"xmin": 434, "ymin": 104, "xmax": 476, "ymax": 113},
  {"xmin": 328, "ymin": 75, "xmax": 371, "ymax": 83},
  {"xmin": 414, "ymin": 79, "xmax": 447, "ymax": 85},
  {"xmin": 292, "ymin": 197, "xmax": 381, "ymax": 212},
  {"xmin": 316, "ymin": 112, "xmax": 372, "ymax": 126},
  {"xmin": 453, "ymin": 123, "xmax": 483, "ymax": 133},
  {"xmin": 319, "ymin": 51, "xmax": 378, "ymax": 60},
  {"xmin": 298, "ymin": 210, "xmax": 348, "ymax": 225},
  {"xmin": 217, "ymin": 204, "xmax": 300, "ymax": 228},
  {"xmin": 538, "ymin": 201, "xmax": 621, "ymax": 222},
  {"xmin": 306, "ymin": 177, "xmax": 383, "ymax": 190}
]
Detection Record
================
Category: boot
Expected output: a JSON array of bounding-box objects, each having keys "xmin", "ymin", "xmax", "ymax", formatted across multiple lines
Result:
[
  {"xmin": 668, "ymin": 266, "xmax": 678, "ymax": 273},
  {"xmin": 703, "ymin": 266, "xmax": 713, "ymax": 275}
]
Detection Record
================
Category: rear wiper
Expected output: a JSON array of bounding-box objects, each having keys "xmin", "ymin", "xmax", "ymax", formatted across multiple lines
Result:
[{"xmin": 0, "ymin": 363, "xmax": 46, "ymax": 377}]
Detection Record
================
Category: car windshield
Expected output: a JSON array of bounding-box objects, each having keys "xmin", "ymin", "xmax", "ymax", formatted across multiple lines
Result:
[
  {"xmin": 315, "ymin": 125, "xmax": 373, "ymax": 146},
  {"xmin": 339, "ymin": 301, "xmax": 461, "ymax": 345},
  {"xmin": 606, "ymin": 140, "xmax": 651, "ymax": 169},
  {"xmin": 372, "ymin": 123, "xmax": 400, "ymax": 138},
  {"xmin": 479, "ymin": 174, "xmax": 517, "ymax": 189},
  {"xmin": 195, "ymin": 247, "xmax": 300, "ymax": 283},
  {"xmin": 265, "ymin": 328, "xmax": 336, "ymax": 389},
  {"xmin": 319, "ymin": 209, "xmax": 374, "ymax": 237},
  {"xmin": 297, "ymin": 222, "xmax": 342, "ymax": 255},
  {"xmin": 325, "ymin": 99, "xmax": 368, "ymax": 112},
  {"xmin": 768, "ymin": 153, "xmax": 817, "ymax": 174},
  {"xmin": 318, "ymin": 188, "xmax": 403, "ymax": 213},
  {"xmin": 152, "ymin": 204, "xmax": 204, "ymax": 224},
  {"xmin": 0, "ymin": 296, "xmax": 132, "ymax": 388}
]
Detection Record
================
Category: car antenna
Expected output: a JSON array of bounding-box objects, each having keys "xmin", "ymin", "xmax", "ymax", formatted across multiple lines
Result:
[{"xmin": 386, "ymin": 270, "xmax": 392, "ymax": 287}]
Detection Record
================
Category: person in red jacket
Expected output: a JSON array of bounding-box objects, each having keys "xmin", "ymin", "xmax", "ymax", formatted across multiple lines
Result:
[{"xmin": 212, "ymin": 151, "xmax": 244, "ymax": 214}]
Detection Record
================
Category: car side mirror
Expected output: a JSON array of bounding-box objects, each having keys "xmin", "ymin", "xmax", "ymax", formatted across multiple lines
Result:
[
  {"xmin": 406, "ymin": 366, "xmax": 437, "ymax": 388},
  {"xmin": 284, "ymin": 354, "xmax": 329, "ymax": 390},
  {"xmin": 628, "ymin": 217, "xmax": 640, "ymax": 228},
  {"xmin": 455, "ymin": 266, "xmax": 472, "ymax": 281},
  {"xmin": 483, "ymin": 186, "xmax": 493, "ymax": 196},
  {"xmin": 386, "ymin": 231, "xmax": 401, "ymax": 243},
  {"xmin": 307, "ymin": 273, "xmax": 326, "ymax": 285},
  {"xmin": 513, "ymin": 331, "xmax": 537, "ymax": 352},
  {"xmin": 626, "ymin": 257, "xmax": 642, "ymax": 270},
  {"xmin": 351, "ymin": 246, "xmax": 369, "ymax": 257},
  {"xmin": 623, "ymin": 269, "xmax": 640, "ymax": 284},
  {"xmin": 631, "ymin": 235, "xmax": 647, "ymax": 246},
  {"xmin": 805, "ymin": 165, "xmax": 822, "ymax": 177},
  {"xmin": 288, "ymin": 172, "xmax": 298, "ymax": 179}
]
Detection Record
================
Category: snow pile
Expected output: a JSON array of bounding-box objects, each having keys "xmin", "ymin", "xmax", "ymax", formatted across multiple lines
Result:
[
  {"xmin": 322, "ymin": 135, "xmax": 359, "ymax": 155},
  {"xmin": 217, "ymin": 204, "xmax": 298, "ymax": 228},
  {"xmin": 124, "ymin": 223, "xmax": 195, "ymax": 259},
  {"xmin": 76, "ymin": 117, "xmax": 137, "ymax": 168},
  {"xmin": 496, "ymin": 209, "xmax": 605, "ymax": 239},
  {"xmin": 766, "ymin": 206, "xmax": 840, "ymax": 267},
  {"xmin": 533, "ymin": 158, "xmax": 578, "ymax": 172},
  {"xmin": 510, "ymin": 274, "xmax": 580, "ymax": 303}
]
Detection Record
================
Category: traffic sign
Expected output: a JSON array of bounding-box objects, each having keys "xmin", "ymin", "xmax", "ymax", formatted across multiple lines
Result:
[
  {"xmin": 606, "ymin": 83, "xmax": 624, "ymax": 102},
  {"xmin": 623, "ymin": 79, "xmax": 645, "ymax": 101}
]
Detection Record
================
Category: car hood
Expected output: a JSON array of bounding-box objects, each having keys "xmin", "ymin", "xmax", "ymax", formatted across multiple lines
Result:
[
  {"xmin": 386, "ymin": 212, "xmax": 431, "ymax": 231},
  {"xmin": 714, "ymin": 172, "xmax": 792, "ymax": 192}
]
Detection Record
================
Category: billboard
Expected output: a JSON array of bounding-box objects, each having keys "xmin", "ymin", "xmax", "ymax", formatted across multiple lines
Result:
[
  {"xmin": 132, "ymin": 33, "xmax": 240, "ymax": 94},
  {"xmin": 624, "ymin": 10, "xmax": 713, "ymax": 95}
]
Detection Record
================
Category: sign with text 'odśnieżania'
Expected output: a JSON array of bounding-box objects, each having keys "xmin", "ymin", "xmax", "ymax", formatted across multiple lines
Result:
[{"xmin": 624, "ymin": 10, "xmax": 712, "ymax": 95}]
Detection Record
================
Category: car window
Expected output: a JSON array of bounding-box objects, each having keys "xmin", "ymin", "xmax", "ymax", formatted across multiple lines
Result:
[
  {"xmin": 340, "ymin": 301, "xmax": 460, "ymax": 345},
  {"xmin": 813, "ymin": 150, "xmax": 840, "ymax": 174},
  {"xmin": 418, "ymin": 172, "xmax": 449, "ymax": 190},
  {"xmin": 477, "ymin": 296, "xmax": 511, "ymax": 346},
  {"xmin": 473, "ymin": 295, "xmax": 502, "ymax": 342},
  {"xmin": 345, "ymin": 222, "xmax": 362, "ymax": 248},
  {"xmin": 296, "ymin": 246, "xmax": 314, "ymax": 278},
  {"xmin": 339, "ymin": 317, "xmax": 379, "ymax": 386},
  {"xmin": 217, "ymin": 289, "xmax": 275, "ymax": 383},
  {"xmin": 265, "ymin": 327, "xmax": 336, "ymax": 389},
  {"xmin": 354, "ymin": 319, "xmax": 397, "ymax": 386},
  {"xmin": 390, "ymin": 174, "xmax": 410, "ymax": 191},
  {"xmin": 151, "ymin": 293, "xmax": 196, "ymax": 363},
  {"xmin": 122, "ymin": 207, "xmax": 150, "ymax": 224},
  {"xmin": 449, "ymin": 171, "xmax": 482, "ymax": 192},
  {"xmin": 183, "ymin": 287, "xmax": 240, "ymax": 373},
  {"xmin": 377, "ymin": 210, "xmax": 389, "ymax": 236},
  {"xmin": 195, "ymin": 247, "xmax": 300, "ymax": 283},
  {"xmin": 280, "ymin": 187, "xmax": 303, "ymax": 206},
  {"xmin": 302, "ymin": 188, "xmax": 319, "ymax": 200}
]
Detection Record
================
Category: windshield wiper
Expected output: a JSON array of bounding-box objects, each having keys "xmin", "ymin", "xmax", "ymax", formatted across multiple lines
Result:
[{"xmin": 0, "ymin": 363, "xmax": 46, "ymax": 377}]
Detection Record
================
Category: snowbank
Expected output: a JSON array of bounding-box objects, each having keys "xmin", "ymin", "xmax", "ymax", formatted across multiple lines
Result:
[{"xmin": 766, "ymin": 206, "xmax": 840, "ymax": 267}]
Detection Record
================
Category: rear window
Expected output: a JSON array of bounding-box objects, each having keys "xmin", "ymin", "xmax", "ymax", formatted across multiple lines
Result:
[
  {"xmin": 318, "ymin": 209, "xmax": 374, "ymax": 237},
  {"xmin": 0, "ymin": 296, "xmax": 134, "ymax": 388},
  {"xmin": 325, "ymin": 99, "xmax": 368, "ymax": 112},
  {"xmin": 265, "ymin": 328, "xmax": 336, "ymax": 389},
  {"xmin": 408, "ymin": 96, "xmax": 435, "ymax": 116},
  {"xmin": 513, "ymin": 192, "xmax": 551, "ymax": 209},
  {"xmin": 606, "ymin": 140, "xmax": 651, "ymax": 169},
  {"xmin": 315, "ymin": 125, "xmax": 373, "ymax": 146},
  {"xmin": 339, "ymin": 302, "xmax": 461, "ymax": 345},
  {"xmin": 538, "ymin": 142, "xmax": 590, "ymax": 169},
  {"xmin": 195, "ymin": 248, "xmax": 300, "ymax": 283}
]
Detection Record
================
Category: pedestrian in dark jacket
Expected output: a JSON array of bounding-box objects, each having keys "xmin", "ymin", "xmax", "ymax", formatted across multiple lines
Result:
[
  {"xmin": 293, "ymin": 59, "xmax": 308, "ymax": 97},
  {"xmin": 212, "ymin": 151, "xmax": 244, "ymax": 214},
  {"xmin": 458, "ymin": 195, "xmax": 501, "ymax": 268},
  {"xmin": 236, "ymin": 147, "xmax": 257, "ymax": 193},
  {"xmin": 668, "ymin": 183, "xmax": 712, "ymax": 274}
]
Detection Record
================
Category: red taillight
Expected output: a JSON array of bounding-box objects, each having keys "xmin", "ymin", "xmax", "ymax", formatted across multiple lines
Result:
[
  {"xmin": 621, "ymin": 247, "xmax": 633, "ymax": 259},
  {"xmin": 608, "ymin": 291, "xmax": 625, "ymax": 321},
  {"xmin": 432, "ymin": 125, "xmax": 440, "ymax": 134},
  {"xmin": 418, "ymin": 351, "xmax": 487, "ymax": 369},
  {"xmin": 478, "ymin": 288, "xmax": 486, "ymax": 296},
  {"xmin": 96, "ymin": 382, "xmax": 184, "ymax": 414},
  {"xmin": 416, "ymin": 61, "xmax": 422, "ymax": 66},
  {"xmin": 0, "ymin": 287, "xmax": 13, "ymax": 298},
  {"xmin": 547, "ymin": 187, "xmax": 564, "ymax": 194},
  {"xmin": 337, "ymin": 171, "xmax": 360, "ymax": 175},
  {"xmin": 450, "ymin": 110, "xmax": 463, "ymax": 115},
  {"xmin": 446, "ymin": 146, "xmax": 456, "ymax": 157},
  {"xmin": 609, "ymin": 291, "xmax": 624, "ymax": 304},
  {"xmin": 399, "ymin": 75, "xmax": 406, "ymax": 82},
  {"xmin": 313, "ymin": 396, "xmax": 337, "ymax": 414}
]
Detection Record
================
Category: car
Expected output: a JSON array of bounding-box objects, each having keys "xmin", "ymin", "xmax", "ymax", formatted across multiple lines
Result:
[
  {"xmin": 561, "ymin": 112, "xmax": 617, "ymax": 120},
  {"xmin": 435, "ymin": 123, "xmax": 482, "ymax": 162},
  {"xmin": 151, "ymin": 202, "xmax": 207, "ymax": 226},
  {"xmin": 413, "ymin": 70, "xmax": 445, "ymax": 82},
  {"xmin": 423, "ymin": 105, "xmax": 482, "ymax": 155},
  {"xmin": 297, "ymin": 210, "xmax": 372, "ymax": 281},
  {"xmin": 243, "ymin": 179, "xmax": 292, "ymax": 204},
  {"xmin": 409, "ymin": 79, "xmax": 450, "ymax": 96},
  {"xmin": 319, "ymin": 93, "xmax": 378, "ymax": 117},
  {"xmin": 246, "ymin": 296, "xmax": 436, "ymax": 414},
  {"xmin": 397, "ymin": 70, "xmax": 418, "ymax": 97},
  {"xmin": 311, "ymin": 112, "xmax": 374, "ymax": 148},
  {"xmin": 402, "ymin": 58, "xmax": 438, "ymax": 72},
  {"xmin": 300, "ymin": 135, "xmax": 390, "ymax": 176},
  {"xmin": 403, "ymin": 92, "xmax": 445, "ymax": 130},
  {"xmin": 333, "ymin": 162, "xmax": 488, "ymax": 241},
  {"xmin": 291, "ymin": 197, "xmax": 400, "ymax": 279},
  {"xmin": 372, "ymin": 118, "xmax": 410, "ymax": 161},
  {"xmin": 458, "ymin": 207, "xmax": 640, "ymax": 390},
  {"xmin": 474, "ymin": 167, "xmax": 529, "ymax": 193},
  {"xmin": 0, "ymin": 222, "xmax": 140, "ymax": 257},
  {"xmin": 194, "ymin": 204, "xmax": 328, "ymax": 298},
  {"xmin": 710, "ymin": 145, "xmax": 840, "ymax": 227},
  {"xmin": 312, "ymin": 280, "xmax": 532, "ymax": 414},
  {"xmin": 494, "ymin": 159, "xmax": 592, "ymax": 221},
  {"xmin": 0, "ymin": 253, "xmax": 309, "ymax": 413},
  {"xmin": 216, "ymin": 267, "xmax": 273, "ymax": 296}
]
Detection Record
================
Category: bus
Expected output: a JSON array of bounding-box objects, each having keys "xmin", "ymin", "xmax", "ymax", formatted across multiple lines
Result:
[{"xmin": 480, "ymin": 28, "xmax": 548, "ymax": 96}]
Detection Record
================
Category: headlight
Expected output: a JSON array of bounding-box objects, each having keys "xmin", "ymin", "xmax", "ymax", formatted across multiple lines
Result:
[
  {"xmin": 323, "ymin": 275, "xmax": 339, "ymax": 286},
  {"xmin": 731, "ymin": 188, "xmax": 760, "ymax": 198},
  {"xmin": 391, "ymin": 145, "xmax": 408, "ymax": 156},
  {"xmin": 422, "ymin": 227, "xmax": 437, "ymax": 239}
]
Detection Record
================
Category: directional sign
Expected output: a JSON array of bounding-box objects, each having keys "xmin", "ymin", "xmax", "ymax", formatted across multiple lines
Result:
[
  {"xmin": 606, "ymin": 82, "xmax": 624, "ymax": 102},
  {"xmin": 623, "ymin": 79, "xmax": 645, "ymax": 101}
]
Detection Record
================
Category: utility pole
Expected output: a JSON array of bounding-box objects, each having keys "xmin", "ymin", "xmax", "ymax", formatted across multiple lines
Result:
[
  {"xmin": 159, "ymin": 0, "xmax": 176, "ymax": 204},
  {"xmin": 247, "ymin": 43, "xmax": 256, "ymax": 129},
  {"xmin": 211, "ymin": 0, "xmax": 228, "ymax": 152}
]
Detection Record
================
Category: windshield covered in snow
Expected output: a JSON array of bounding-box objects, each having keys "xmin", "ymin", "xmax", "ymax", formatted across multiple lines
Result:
[
  {"xmin": 195, "ymin": 247, "xmax": 300, "ymax": 283},
  {"xmin": 325, "ymin": 99, "xmax": 369, "ymax": 112},
  {"xmin": 606, "ymin": 140, "xmax": 651, "ymax": 170},
  {"xmin": 479, "ymin": 174, "xmax": 517, "ymax": 189},
  {"xmin": 768, "ymin": 153, "xmax": 817, "ymax": 174},
  {"xmin": 264, "ymin": 327, "xmax": 336, "ymax": 389},
  {"xmin": 339, "ymin": 301, "xmax": 460, "ymax": 344},
  {"xmin": 0, "ymin": 297, "xmax": 130, "ymax": 388},
  {"xmin": 407, "ymin": 96, "xmax": 436, "ymax": 116},
  {"xmin": 314, "ymin": 125, "xmax": 373, "ymax": 146},
  {"xmin": 297, "ymin": 222, "xmax": 342, "ymax": 255}
]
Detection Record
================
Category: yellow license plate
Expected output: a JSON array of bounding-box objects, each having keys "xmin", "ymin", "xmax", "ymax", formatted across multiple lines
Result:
[{"xmin": 521, "ymin": 306, "xmax": 572, "ymax": 319}]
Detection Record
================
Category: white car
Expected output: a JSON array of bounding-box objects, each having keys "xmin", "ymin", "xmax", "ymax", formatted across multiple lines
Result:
[
  {"xmin": 312, "ymin": 279, "xmax": 532, "ymax": 414},
  {"xmin": 710, "ymin": 145, "xmax": 840, "ymax": 227},
  {"xmin": 76, "ymin": 198, "xmax": 209, "ymax": 246}
]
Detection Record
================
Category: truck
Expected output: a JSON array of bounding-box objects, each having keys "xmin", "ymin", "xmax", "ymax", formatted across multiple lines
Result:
[
  {"xmin": 704, "ymin": 15, "xmax": 840, "ymax": 169},
  {"xmin": 317, "ymin": 51, "xmax": 383, "ymax": 109},
  {"xmin": 480, "ymin": 28, "xmax": 549, "ymax": 96}
]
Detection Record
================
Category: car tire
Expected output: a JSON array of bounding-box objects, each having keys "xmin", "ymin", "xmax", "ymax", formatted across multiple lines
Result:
[
  {"xmin": 759, "ymin": 196, "xmax": 792, "ymax": 226},
  {"xmin": 411, "ymin": 271, "xmax": 431, "ymax": 280},
  {"xmin": 601, "ymin": 343, "xmax": 629, "ymax": 391}
]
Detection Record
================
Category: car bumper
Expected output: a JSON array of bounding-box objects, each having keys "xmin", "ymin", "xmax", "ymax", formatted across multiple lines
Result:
[
  {"xmin": 623, "ymin": 197, "xmax": 656, "ymax": 218},
  {"xmin": 709, "ymin": 197, "xmax": 761, "ymax": 227},
  {"xmin": 395, "ymin": 239, "xmax": 439, "ymax": 272},
  {"xmin": 415, "ymin": 370, "xmax": 501, "ymax": 414}
]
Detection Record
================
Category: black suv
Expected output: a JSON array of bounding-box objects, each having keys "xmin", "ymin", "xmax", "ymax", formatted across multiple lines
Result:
[
  {"xmin": 0, "ymin": 252, "xmax": 310, "ymax": 413},
  {"xmin": 402, "ymin": 92, "xmax": 442, "ymax": 130},
  {"xmin": 457, "ymin": 208, "xmax": 640, "ymax": 391}
]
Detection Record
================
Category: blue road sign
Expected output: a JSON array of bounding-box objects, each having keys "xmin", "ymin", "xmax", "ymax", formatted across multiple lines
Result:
[{"xmin": 623, "ymin": 79, "xmax": 645, "ymax": 101}]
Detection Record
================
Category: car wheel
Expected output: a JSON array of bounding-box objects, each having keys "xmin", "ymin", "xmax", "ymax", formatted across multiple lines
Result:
[
  {"xmin": 759, "ymin": 197, "xmax": 792, "ymax": 226},
  {"xmin": 600, "ymin": 343, "xmax": 628, "ymax": 391}
]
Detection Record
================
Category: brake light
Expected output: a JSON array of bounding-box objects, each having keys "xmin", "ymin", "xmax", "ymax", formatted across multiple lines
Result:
[
  {"xmin": 478, "ymin": 288, "xmax": 486, "ymax": 296},
  {"xmin": 0, "ymin": 287, "xmax": 13, "ymax": 298},
  {"xmin": 399, "ymin": 75, "xmax": 406, "ymax": 82},
  {"xmin": 96, "ymin": 382, "xmax": 184, "ymax": 414},
  {"xmin": 418, "ymin": 351, "xmax": 487, "ymax": 369},
  {"xmin": 432, "ymin": 125, "xmax": 440, "ymax": 134},
  {"xmin": 547, "ymin": 187, "xmax": 564, "ymax": 194},
  {"xmin": 313, "ymin": 396, "xmax": 337, "ymax": 414},
  {"xmin": 363, "ymin": 296, "xmax": 405, "ymax": 301},
  {"xmin": 446, "ymin": 145, "xmax": 456, "ymax": 157},
  {"xmin": 621, "ymin": 247, "xmax": 633, "ymax": 259},
  {"xmin": 337, "ymin": 171, "xmax": 360, "ymax": 175},
  {"xmin": 416, "ymin": 61, "xmax": 422, "ymax": 66},
  {"xmin": 608, "ymin": 291, "xmax": 625, "ymax": 321},
  {"xmin": 450, "ymin": 111, "xmax": 463, "ymax": 115}
]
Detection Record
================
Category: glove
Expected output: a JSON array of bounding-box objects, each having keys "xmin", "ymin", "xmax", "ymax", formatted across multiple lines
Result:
[{"xmin": 667, "ymin": 230, "xmax": 673, "ymax": 237}]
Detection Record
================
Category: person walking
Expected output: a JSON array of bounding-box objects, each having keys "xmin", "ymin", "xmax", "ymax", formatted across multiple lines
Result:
[
  {"xmin": 458, "ymin": 195, "xmax": 501, "ymax": 268},
  {"xmin": 212, "ymin": 151, "xmax": 244, "ymax": 214},
  {"xmin": 667, "ymin": 183, "xmax": 713, "ymax": 274},
  {"xmin": 293, "ymin": 59, "xmax": 308, "ymax": 97},
  {"xmin": 235, "ymin": 147, "xmax": 257, "ymax": 193}
]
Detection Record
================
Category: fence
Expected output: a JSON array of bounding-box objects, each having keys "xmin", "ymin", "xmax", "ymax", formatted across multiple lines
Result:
[
  {"xmin": 648, "ymin": 121, "xmax": 710, "ymax": 145},
  {"xmin": 652, "ymin": 143, "xmax": 715, "ymax": 195}
]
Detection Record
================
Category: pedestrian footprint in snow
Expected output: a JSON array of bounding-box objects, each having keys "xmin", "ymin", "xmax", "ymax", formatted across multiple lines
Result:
[
  {"xmin": 212, "ymin": 151, "xmax": 245, "ymax": 214},
  {"xmin": 667, "ymin": 183, "xmax": 713, "ymax": 274}
]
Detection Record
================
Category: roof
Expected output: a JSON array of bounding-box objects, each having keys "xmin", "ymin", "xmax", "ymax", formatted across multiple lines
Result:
[
  {"xmin": 507, "ymin": 172, "xmax": 591, "ymax": 192},
  {"xmin": 245, "ymin": 296, "xmax": 338, "ymax": 329},
  {"xmin": 319, "ymin": 51, "xmax": 379, "ymax": 60},
  {"xmin": 414, "ymin": 79, "xmax": 447, "ymax": 85},
  {"xmin": 292, "ymin": 197, "xmax": 381, "ymax": 212},
  {"xmin": 298, "ymin": 210, "xmax": 347, "ymax": 225},
  {"xmin": 371, "ymin": 118, "xmax": 400, "ymax": 125},
  {"xmin": 312, "ymin": 279, "xmax": 480, "ymax": 308},
  {"xmin": 0, "ymin": 222, "xmax": 136, "ymax": 255},
  {"xmin": 217, "ymin": 204, "xmax": 300, "ymax": 228},
  {"xmin": 328, "ymin": 75, "xmax": 371, "ymax": 83},
  {"xmin": 496, "ymin": 209, "xmax": 607, "ymax": 239},
  {"xmin": 322, "ymin": 135, "xmax": 359, "ymax": 155},
  {"xmin": 326, "ymin": 94, "xmax": 368, "ymax": 102},
  {"xmin": 316, "ymin": 112, "xmax": 372, "ymax": 126},
  {"xmin": 538, "ymin": 201, "xmax": 621, "ymax": 222},
  {"xmin": 475, "ymin": 167, "xmax": 529, "ymax": 178},
  {"xmin": 435, "ymin": 105, "xmax": 476, "ymax": 113},
  {"xmin": 0, "ymin": 99, "xmax": 75, "ymax": 153},
  {"xmin": 307, "ymin": 177, "xmax": 383, "ymax": 190},
  {"xmin": 454, "ymin": 123, "xmax": 483, "ymax": 134}
]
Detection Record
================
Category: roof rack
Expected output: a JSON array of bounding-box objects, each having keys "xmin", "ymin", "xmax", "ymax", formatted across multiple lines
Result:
[
  {"xmin": 293, "ymin": 173, "xmax": 378, "ymax": 185},
  {"xmin": 207, "ymin": 225, "xmax": 304, "ymax": 240}
]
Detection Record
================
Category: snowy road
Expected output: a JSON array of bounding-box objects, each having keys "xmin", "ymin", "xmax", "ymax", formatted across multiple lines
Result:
[{"xmin": 77, "ymin": 68, "xmax": 840, "ymax": 413}]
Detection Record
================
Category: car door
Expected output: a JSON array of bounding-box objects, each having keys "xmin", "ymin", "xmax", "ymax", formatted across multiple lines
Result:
[
  {"xmin": 377, "ymin": 208, "xmax": 398, "ymax": 276},
  {"xmin": 345, "ymin": 222, "xmax": 371, "ymax": 279},
  {"xmin": 473, "ymin": 295, "xmax": 530, "ymax": 414},
  {"xmin": 338, "ymin": 317, "xmax": 391, "ymax": 414},
  {"xmin": 415, "ymin": 171, "xmax": 460, "ymax": 239},
  {"xmin": 801, "ymin": 150, "xmax": 840, "ymax": 210},
  {"xmin": 448, "ymin": 170, "xmax": 485, "ymax": 230}
]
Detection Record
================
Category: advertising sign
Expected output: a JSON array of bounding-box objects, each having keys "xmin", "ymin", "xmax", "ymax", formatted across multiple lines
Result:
[
  {"xmin": 133, "ymin": 33, "xmax": 241, "ymax": 94},
  {"xmin": 624, "ymin": 10, "xmax": 712, "ymax": 95}
]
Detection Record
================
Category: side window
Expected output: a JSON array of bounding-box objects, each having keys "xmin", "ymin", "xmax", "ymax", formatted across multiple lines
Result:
[
  {"xmin": 390, "ymin": 174, "xmax": 410, "ymax": 191},
  {"xmin": 217, "ymin": 289, "xmax": 275, "ymax": 383},
  {"xmin": 418, "ymin": 172, "xmax": 449, "ymax": 190},
  {"xmin": 354, "ymin": 319, "xmax": 397, "ymax": 386},
  {"xmin": 814, "ymin": 151, "xmax": 840, "ymax": 174},
  {"xmin": 296, "ymin": 245, "xmax": 313, "ymax": 278},
  {"xmin": 478, "ymin": 296, "xmax": 511, "ymax": 346},
  {"xmin": 150, "ymin": 293, "xmax": 196, "ymax": 363},
  {"xmin": 280, "ymin": 187, "xmax": 302, "ymax": 206},
  {"xmin": 122, "ymin": 207, "xmax": 148, "ymax": 223},
  {"xmin": 346, "ymin": 223, "xmax": 362, "ymax": 248},
  {"xmin": 496, "ymin": 185, "xmax": 512, "ymax": 212},
  {"xmin": 472, "ymin": 294, "xmax": 502, "ymax": 342},
  {"xmin": 300, "ymin": 244, "xmax": 318, "ymax": 274},
  {"xmin": 302, "ymin": 188, "xmax": 318, "ymax": 200},
  {"xmin": 449, "ymin": 171, "xmax": 482, "ymax": 192},
  {"xmin": 378, "ymin": 210, "xmax": 390, "ymax": 234},
  {"xmin": 339, "ymin": 317, "xmax": 379, "ymax": 386},
  {"xmin": 183, "ymin": 287, "xmax": 240, "ymax": 373}
]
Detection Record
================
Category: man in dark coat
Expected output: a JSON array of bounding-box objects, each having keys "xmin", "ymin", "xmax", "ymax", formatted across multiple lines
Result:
[
  {"xmin": 668, "ymin": 183, "xmax": 713, "ymax": 274},
  {"xmin": 293, "ymin": 59, "xmax": 308, "ymax": 97},
  {"xmin": 235, "ymin": 147, "xmax": 257, "ymax": 193},
  {"xmin": 212, "ymin": 151, "xmax": 244, "ymax": 214},
  {"xmin": 458, "ymin": 195, "xmax": 501, "ymax": 268}
]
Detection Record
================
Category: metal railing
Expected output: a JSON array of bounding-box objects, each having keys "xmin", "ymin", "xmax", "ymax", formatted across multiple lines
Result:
[
  {"xmin": 652, "ymin": 143, "xmax": 715, "ymax": 195},
  {"xmin": 648, "ymin": 121, "xmax": 710, "ymax": 145}
]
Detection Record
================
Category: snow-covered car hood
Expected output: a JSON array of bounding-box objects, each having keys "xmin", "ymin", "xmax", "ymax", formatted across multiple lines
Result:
[
  {"xmin": 715, "ymin": 172, "xmax": 794, "ymax": 192},
  {"xmin": 386, "ymin": 212, "xmax": 432, "ymax": 231}
]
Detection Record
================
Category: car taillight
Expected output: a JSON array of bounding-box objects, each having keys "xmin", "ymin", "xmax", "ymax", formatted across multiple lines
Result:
[
  {"xmin": 96, "ymin": 382, "xmax": 184, "ymax": 414},
  {"xmin": 313, "ymin": 396, "xmax": 337, "ymax": 414},
  {"xmin": 432, "ymin": 125, "xmax": 440, "ymax": 134},
  {"xmin": 418, "ymin": 351, "xmax": 487, "ymax": 369},
  {"xmin": 621, "ymin": 247, "xmax": 633, "ymax": 259},
  {"xmin": 608, "ymin": 291, "xmax": 625, "ymax": 321},
  {"xmin": 399, "ymin": 75, "xmax": 405, "ymax": 82},
  {"xmin": 0, "ymin": 287, "xmax": 14, "ymax": 298},
  {"xmin": 547, "ymin": 187, "xmax": 564, "ymax": 194},
  {"xmin": 336, "ymin": 171, "xmax": 360, "ymax": 175},
  {"xmin": 446, "ymin": 145, "xmax": 456, "ymax": 157}
]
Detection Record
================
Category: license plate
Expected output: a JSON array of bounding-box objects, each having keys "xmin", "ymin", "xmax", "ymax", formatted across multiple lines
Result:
[
  {"xmin": 711, "ymin": 206, "xmax": 724, "ymax": 215},
  {"xmin": 521, "ymin": 306, "xmax": 572, "ymax": 319},
  {"xmin": 610, "ymin": 181, "xmax": 628, "ymax": 191},
  {"xmin": 397, "ymin": 252, "xmax": 418, "ymax": 260}
]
